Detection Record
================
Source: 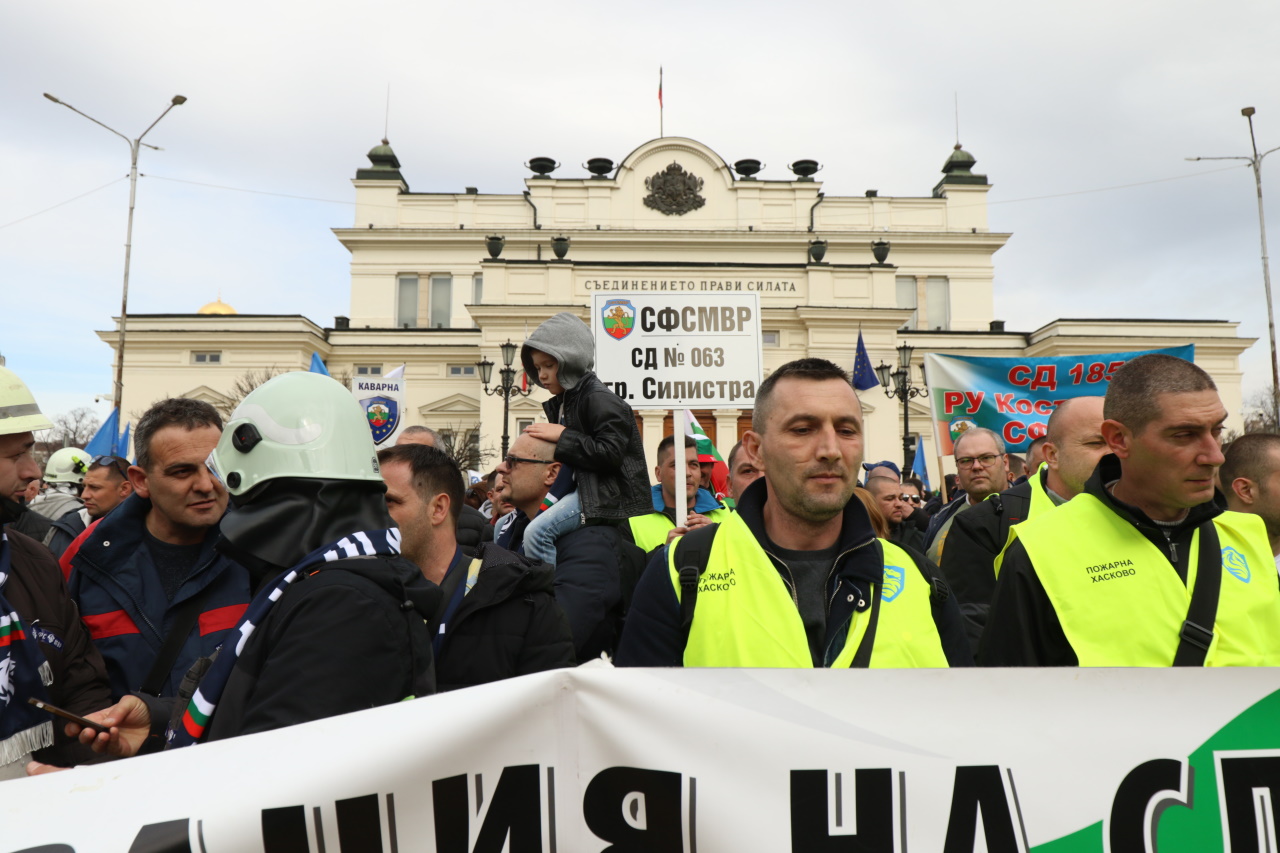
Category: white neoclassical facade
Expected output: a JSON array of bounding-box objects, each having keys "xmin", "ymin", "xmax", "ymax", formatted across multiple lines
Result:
[{"xmin": 100, "ymin": 136, "xmax": 1255, "ymax": 483}]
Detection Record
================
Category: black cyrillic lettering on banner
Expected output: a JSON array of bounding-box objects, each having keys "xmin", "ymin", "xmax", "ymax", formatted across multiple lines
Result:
[
  {"xmin": 943, "ymin": 766, "xmax": 1019, "ymax": 853},
  {"xmin": 1107, "ymin": 758, "xmax": 1187, "ymax": 853},
  {"xmin": 473, "ymin": 765, "xmax": 543, "ymax": 853},
  {"xmin": 336, "ymin": 793, "xmax": 383, "ymax": 853},
  {"xmin": 789, "ymin": 768, "xmax": 893, "ymax": 852},
  {"xmin": 433, "ymin": 775, "xmax": 470, "ymax": 853},
  {"xmin": 1219, "ymin": 754, "xmax": 1280, "ymax": 853},
  {"xmin": 583, "ymin": 766, "xmax": 684, "ymax": 853},
  {"xmin": 262, "ymin": 805, "xmax": 309, "ymax": 853},
  {"xmin": 127, "ymin": 818, "xmax": 192, "ymax": 853}
]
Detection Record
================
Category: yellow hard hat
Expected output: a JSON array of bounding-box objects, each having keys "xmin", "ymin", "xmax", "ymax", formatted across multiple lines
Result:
[{"xmin": 0, "ymin": 367, "xmax": 54, "ymax": 436}]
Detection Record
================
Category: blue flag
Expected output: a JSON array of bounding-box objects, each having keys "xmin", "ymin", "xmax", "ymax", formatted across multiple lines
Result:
[
  {"xmin": 851, "ymin": 331, "xmax": 879, "ymax": 391},
  {"xmin": 308, "ymin": 353, "xmax": 330, "ymax": 376},
  {"xmin": 84, "ymin": 408, "xmax": 120, "ymax": 457},
  {"xmin": 117, "ymin": 422, "xmax": 132, "ymax": 461},
  {"xmin": 911, "ymin": 439, "xmax": 931, "ymax": 492}
]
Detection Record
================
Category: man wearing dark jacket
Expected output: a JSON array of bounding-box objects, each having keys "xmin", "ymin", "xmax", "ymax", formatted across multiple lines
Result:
[
  {"xmin": 68, "ymin": 399, "xmax": 252, "ymax": 700},
  {"xmin": 616, "ymin": 358, "xmax": 971, "ymax": 669},
  {"xmin": 46, "ymin": 372, "xmax": 438, "ymax": 762},
  {"xmin": 495, "ymin": 432, "xmax": 644, "ymax": 662},
  {"xmin": 865, "ymin": 476, "xmax": 926, "ymax": 552},
  {"xmin": 395, "ymin": 425, "xmax": 492, "ymax": 556},
  {"xmin": 940, "ymin": 396, "xmax": 1106, "ymax": 650},
  {"xmin": 0, "ymin": 367, "xmax": 112, "ymax": 779},
  {"xmin": 380, "ymin": 443, "xmax": 574, "ymax": 691},
  {"xmin": 980, "ymin": 355, "xmax": 1280, "ymax": 666}
]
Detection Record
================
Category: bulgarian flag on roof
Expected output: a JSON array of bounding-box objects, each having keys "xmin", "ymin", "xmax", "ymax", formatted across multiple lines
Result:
[{"xmin": 683, "ymin": 409, "xmax": 730, "ymax": 503}]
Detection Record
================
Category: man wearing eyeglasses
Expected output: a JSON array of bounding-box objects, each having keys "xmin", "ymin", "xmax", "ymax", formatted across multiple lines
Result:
[
  {"xmin": 923, "ymin": 428, "xmax": 1010, "ymax": 565},
  {"xmin": 494, "ymin": 433, "xmax": 645, "ymax": 662}
]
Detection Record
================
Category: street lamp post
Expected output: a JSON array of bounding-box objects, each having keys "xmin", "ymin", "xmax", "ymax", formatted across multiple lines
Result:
[
  {"xmin": 1189, "ymin": 107, "xmax": 1280, "ymax": 427},
  {"xmin": 876, "ymin": 342, "xmax": 928, "ymax": 474},
  {"xmin": 43, "ymin": 92, "xmax": 187, "ymax": 421},
  {"xmin": 477, "ymin": 340, "xmax": 532, "ymax": 458}
]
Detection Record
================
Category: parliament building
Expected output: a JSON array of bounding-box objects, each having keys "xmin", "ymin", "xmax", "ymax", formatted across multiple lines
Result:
[{"xmin": 100, "ymin": 136, "xmax": 1254, "ymax": 481}]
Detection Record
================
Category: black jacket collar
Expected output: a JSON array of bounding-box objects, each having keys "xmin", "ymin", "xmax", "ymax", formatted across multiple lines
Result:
[
  {"xmin": 1083, "ymin": 453, "xmax": 1222, "ymax": 537},
  {"xmin": 733, "ymin": 476, "xmax": 882, "ymax": 586}
]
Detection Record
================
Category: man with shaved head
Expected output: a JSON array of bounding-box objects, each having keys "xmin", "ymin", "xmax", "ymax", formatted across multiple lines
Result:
[
  {"xmin": 494, "ymin": 432, "xmax": 642, "ymax": 661},
  {"xmin": 981, "ymin": 355, "xmax": 1280, "ymax": 666},
  {"xmin": 940, "ymin": 397, "xmax": 1107, "ymax": 650},
  {"xmin": 1220, "ymin": 433, "xmax": 1280, "ymax": 563}
]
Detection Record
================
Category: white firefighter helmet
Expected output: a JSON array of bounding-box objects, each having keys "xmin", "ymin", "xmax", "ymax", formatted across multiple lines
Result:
[
  {"xmin": 0, "ymin": 367, "xmax": 54, "ymax": 437},
  {"xmin": 209, "ymin": 371, "xmax": 383, "ymax": 499},
  {"xmin": 45, "ymin": 446, "xmax": 92, "ymax": 484}
]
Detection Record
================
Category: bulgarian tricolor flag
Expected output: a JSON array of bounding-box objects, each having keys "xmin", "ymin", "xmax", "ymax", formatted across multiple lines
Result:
[{"xmin": 683, "ymin": 409, "xmax": 729, "ymax": 503}]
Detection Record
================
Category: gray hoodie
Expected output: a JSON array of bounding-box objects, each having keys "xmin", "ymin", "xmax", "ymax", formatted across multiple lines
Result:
[{"xmin": 520, "ymin": 312, "xmax": 594, "ymax": 392}]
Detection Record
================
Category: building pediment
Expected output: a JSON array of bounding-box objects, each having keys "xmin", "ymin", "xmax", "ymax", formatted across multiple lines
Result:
[{"xmin": 418, "ymin": 393, "xmax": 480, "ymax": 417}]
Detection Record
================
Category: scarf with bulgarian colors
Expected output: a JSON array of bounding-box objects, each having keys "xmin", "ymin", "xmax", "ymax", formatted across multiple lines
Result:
[
  {"xmin": 166, "ymin": 528, "xmax": 402, "ymax": 748},
  {"xmin": 0, "ymin": 531, "xmax": 55, "ymax": 767}
]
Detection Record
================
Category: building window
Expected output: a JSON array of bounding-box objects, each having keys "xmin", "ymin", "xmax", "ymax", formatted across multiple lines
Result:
[
  {"xmin": 762, "ymin": 330, "xmax": 780, "ymax": 347},
  {"xmin": 895, "ymin": 276, "xmax": 919, "ymax": 330},
  {"xmin": 397, "ymin": 274, "xmax": 419, "ymax": 328},
  {"xmin": 192, "ymin": 351, "xmax": 222, "ymax": 364},
  {"xmin": 355, "ymin": 364, "xmax": 382, "ymax": 376},
  {"xmin": 472, "ymin": 274, "xmax": 483, "ymax": 328},
  {"xmin": 925, "ymin": 276, "xmax": 950, "ymax": 331},
  {"xmin": 448, "ymin": 364, "xmax": 477, "ymax": 378},
  {"xmin": 430, "ymin": 274, "xmax": 452, "ymax": 328},
  {"xmin": 516, "ymin": 418, "xmax": 534, "ymax": 433}
]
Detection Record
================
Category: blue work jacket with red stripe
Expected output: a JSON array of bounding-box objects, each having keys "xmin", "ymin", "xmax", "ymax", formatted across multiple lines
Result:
[{"xmin": 67, "ymin": 493, "xmax": 252, "ymax": 700}]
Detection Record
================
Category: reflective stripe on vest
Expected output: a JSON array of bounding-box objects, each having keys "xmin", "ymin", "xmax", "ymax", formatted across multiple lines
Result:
[
  {"xmin": 631, "ymin": 507, "xmax": 731, "ymax": 553},
  {"xmin": 667, "ymin": 512, "xmax": 949, "ymax": 668},
  {"xmin": 1010, "ymin": 496, "xmax": 1280, "ymax": 666}
]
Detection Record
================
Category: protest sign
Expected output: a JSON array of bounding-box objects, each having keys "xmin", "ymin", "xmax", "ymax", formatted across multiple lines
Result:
[
  {"xmin": 924, "ymin": 345, "xmax": 1195, "ymax": 454},
  {"xmin": 352, "ymin": 374, "xmax": 406, "ymax": 447},
  {"xmin": 592, "ymin": 293, "xmax": 763, "ymax": 409}
]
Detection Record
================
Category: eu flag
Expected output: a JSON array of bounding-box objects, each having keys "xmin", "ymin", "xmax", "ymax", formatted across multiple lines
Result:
[{"xmin": 852, "ymin": 331, "xmax": 879, "ymax": 391}]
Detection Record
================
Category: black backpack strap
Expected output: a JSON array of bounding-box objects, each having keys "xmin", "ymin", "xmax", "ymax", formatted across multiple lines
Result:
[
  {"xmin": 673, "ymin": 524, "xmax": 720, "ymax": 650},
  {"xmin": 848, "ymin": 582, "xmax": 883, "ymax": 668},
  {"xmin": 1172, "ymin": 521, "xmax": 1223, "ymax": 667},
  {"xmin": 140, "ymin": 584, "xmax": 219, "ymax": 697}
]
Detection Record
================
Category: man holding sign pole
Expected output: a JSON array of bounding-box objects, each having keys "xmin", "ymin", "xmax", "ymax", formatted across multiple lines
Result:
[{"xmin": 617, "ymin": 359, "xmax": 971, "ymax": 668}]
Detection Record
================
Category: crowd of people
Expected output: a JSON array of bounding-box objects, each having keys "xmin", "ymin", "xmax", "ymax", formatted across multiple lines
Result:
[{"xmin": 2, "ymin": 312, "xmax": 1278, "ymax": 781}]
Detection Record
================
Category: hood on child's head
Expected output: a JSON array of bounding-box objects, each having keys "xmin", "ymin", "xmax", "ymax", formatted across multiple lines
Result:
[{"xmin": 521, "ymin": 312, "xmax": 595, "ymax": 392}]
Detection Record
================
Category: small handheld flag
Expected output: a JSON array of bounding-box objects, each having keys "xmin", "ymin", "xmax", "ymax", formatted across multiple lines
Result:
[
  {"xmin": 308, "ymin": 353, "xmax": 330, "ymax": 377},
  {"xmin": 852, "ymin": 331, "xmax": 879, "ymax": 392}
]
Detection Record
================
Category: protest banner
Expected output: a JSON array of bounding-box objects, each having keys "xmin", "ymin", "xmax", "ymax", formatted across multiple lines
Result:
[
  {"xmin": 352, "ymin": 372, "xmax": 406, "ymax": 447},
  {"xmin": 593, "ymin": 293, "xmax": 762, "ymax": 523},
  {"xmin": 7, "ymin": 666, "xmax": 1280, "ymax": 852},
  {"xmin": 924, "ymin": 345, "xmax": 1195, "ymax": 455}
]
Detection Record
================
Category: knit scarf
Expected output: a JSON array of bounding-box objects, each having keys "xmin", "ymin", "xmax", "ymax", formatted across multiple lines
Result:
[
  {"xmin": 166, "ymin": 528, "xmax": 402, "ymax": 748},
  {"xmin": 0, "ymin": 532, "xmax": 54, "ymax": 767}
]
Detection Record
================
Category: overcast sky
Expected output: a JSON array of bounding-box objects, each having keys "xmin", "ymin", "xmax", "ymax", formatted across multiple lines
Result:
[{"xmin": 4, "ymin": 0, "xmax": 1279, "ymax": 426}]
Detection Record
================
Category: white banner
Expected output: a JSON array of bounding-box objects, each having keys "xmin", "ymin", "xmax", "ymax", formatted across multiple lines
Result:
[
  {"xmin": 352, "ymin": 375, "xmax": 406, "ymax": 447},
  {"xmin": 592, "ymin": 293, "xmax": 763, "ymax": 408},
  {"xmin": 7, "ymin": 665, "xmax": 1280, "ymax": 852}
]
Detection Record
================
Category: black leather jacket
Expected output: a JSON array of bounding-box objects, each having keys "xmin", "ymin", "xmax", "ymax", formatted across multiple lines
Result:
[{"xmin": 543, "ymin": 372, "xmax": 651, "ymax": 521}]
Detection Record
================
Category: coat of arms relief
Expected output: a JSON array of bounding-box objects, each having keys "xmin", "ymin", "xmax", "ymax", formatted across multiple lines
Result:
[{"xmin": 643, "ymin": 162, "xmax": 706, "ymax": 216}]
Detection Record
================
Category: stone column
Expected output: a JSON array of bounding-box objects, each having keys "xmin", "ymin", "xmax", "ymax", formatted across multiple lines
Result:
[{"xmin": 713, "ymin": 409, "xmax": 744, "ymax": 454}]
